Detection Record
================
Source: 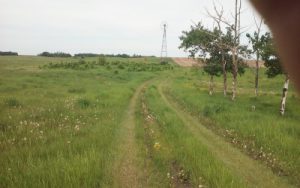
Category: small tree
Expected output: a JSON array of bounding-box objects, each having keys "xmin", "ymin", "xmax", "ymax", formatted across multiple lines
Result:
[
  {"xmin": 246, "ymin": 18, "xmax": 264, "ymax": 97},
  {"xmin": 261, "ymin": 32, "xmax": 289, "ymax": 115},
  {"xmin": 179, "ymin": 23, "xmax": 214, "ymax": 58},
  {"xmin": 180, "ymin": 23, "xmax": 220, "ymax": 95},
  {"xmin": 179, "ymin": 23, "xmax": 246, "ymax": 95},
  {"xmin": 203, "ymin": 54, "xmax": 222, "ymax": 95}
]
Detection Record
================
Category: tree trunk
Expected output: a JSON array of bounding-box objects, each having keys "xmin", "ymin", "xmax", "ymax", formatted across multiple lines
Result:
[
  {"xmin": 255, "ymin": 52, "xmax": 259, "ymax": 97},
  {"xmin": 222, "ymin": 57, "xmax": 227, "ymax": 96},
  {"xmin": 209, "ymin": 75, "xmax": 214, "ymax": 95},
  {"xmin": 232, "ymin": 0, "xmax": 240, "ymax": 101},
  {"xmin": 232, "ymin": 51, "xmax": 238, "ymax": 101},
  {"xmin": 280, "ymin": 74, "xmax": 289, "ymax": 115}
]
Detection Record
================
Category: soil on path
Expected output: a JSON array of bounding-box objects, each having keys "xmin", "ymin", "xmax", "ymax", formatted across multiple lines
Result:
[{"xmin": 113, "ymin": 81, "xmax": 151, "ymax": 188}]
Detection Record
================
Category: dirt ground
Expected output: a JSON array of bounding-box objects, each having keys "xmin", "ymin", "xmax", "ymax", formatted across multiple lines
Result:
[
  {"xmin": 172, "ymin": 57, "xmax": 265, "ymax": 68},
  {"xmin": 172, "ymin": 57, "xmax": 203, "ymax": 67}
]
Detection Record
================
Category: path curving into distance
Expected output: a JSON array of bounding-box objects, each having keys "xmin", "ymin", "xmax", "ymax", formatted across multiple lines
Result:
[
  {"xmin": 157, "ymin": 81, "xmax": 294, "ymax": 188},
  {"xmin": 113, "ymin": 80, "xmax": 152, "ymax": 188},
  {"xmin": 112, "ymin": 78, "xmax": 294, "ymax": 188}
]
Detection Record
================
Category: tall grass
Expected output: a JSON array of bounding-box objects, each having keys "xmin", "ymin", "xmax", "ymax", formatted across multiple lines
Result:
[
  {"xmin": 0, "ymin": 56, "xmax": 168, "ymax": 187},
  {"xmin": 137, "ymin": 84, "xmax": 247, "ymax": 187},
  {"xmin": 166, "ymin": 68, "xmax": 300, "ymax": 185}
]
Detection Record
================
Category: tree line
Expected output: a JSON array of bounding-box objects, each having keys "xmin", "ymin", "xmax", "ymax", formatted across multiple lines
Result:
[
  {"xmin": 179, "ymin": 0, "xmax": 289, "ymax": 115},
  {"xmin": 0, "ymin": 51, "xmax": 18, "ymax": 56},
  {"xmin": 38, "ymin": 52, "xmax": 152, "ymax": 58},
  {"xmin": 74, "ymin": 53, "xmax": 148, "ymax": 58}
]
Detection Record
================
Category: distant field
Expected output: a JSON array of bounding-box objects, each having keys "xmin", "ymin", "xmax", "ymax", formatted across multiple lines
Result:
[{"xmin": 0, "ymin": 56, "xmax": 299, "ymax": 187}]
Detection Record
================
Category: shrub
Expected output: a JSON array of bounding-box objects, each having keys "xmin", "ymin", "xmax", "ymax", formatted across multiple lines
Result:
[
  {"xmin": 77, "ymin": 98, "xmax": 90, "ymax": 108},
  {"xmin": 202, "ymin": 104, "xmax": 225, "ymax": 117},
  {"xmin": 118, "ymin": 64, "xmax": 125, "ymax": 69},
  {"xmin": 98, "ymin": 56, "xmax": 107, "ymax": 65},
  {"xmin": 160, "ymin": 61, "xmax": 168, "ymax": 65},
  {"xmin": 5, "ymin": 98, "xmax": 21, "ymax": 107},
  {"xmin": 68, "ymin": 88, "xmax": 86, "ymax": 94}
]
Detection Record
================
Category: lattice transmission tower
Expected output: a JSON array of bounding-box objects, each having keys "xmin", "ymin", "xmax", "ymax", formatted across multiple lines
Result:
[{"xmin": 160, "ymin": 22, "xmax": 168, "ymax": 61}]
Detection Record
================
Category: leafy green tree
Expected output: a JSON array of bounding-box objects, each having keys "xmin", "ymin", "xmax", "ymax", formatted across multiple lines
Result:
[
  {"xmin": 179, "ymin": 23, "xmax": 220, "ymax": 95},
  {"xmin": 179, "ymin": 23, "xmax": 214, "ymax": 58},
  {"xmin": 203, "ymin": 55, "xmax": 222, "ymax": 95},
  {"xmin": 179, "ymin": 23, "xmax": 246, "ymax": 95},
  {"xmin": 260, "ymin": 32, "xmax": 289, "ymax": 115}
]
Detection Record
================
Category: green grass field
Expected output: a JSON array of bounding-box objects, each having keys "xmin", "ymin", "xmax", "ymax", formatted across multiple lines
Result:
[{"xmin": 0, "ymin": 56, "xmax": 299, "ymax": 187}]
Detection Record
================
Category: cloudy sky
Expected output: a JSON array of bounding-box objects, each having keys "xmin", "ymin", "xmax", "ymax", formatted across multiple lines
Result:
[{"xmin": 0, "ymin": 0, "xmax": 268, "ymax": 57}]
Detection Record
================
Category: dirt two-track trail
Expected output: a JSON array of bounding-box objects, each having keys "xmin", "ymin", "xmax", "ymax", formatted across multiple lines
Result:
[
  {"xmin": 157, "ymin": 81, "xmax": 293, "ymax": 188},
  {"xmin": 113, "ymin": 80, "xmax": 152, "ymax": 188},
  {"xmin": 113, "ymin": 79, "xmax": 293, "ymax": 188}
]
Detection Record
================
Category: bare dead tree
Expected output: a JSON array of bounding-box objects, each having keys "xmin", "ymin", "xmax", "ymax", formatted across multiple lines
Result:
[
  {"xmin": 254, "ymin": 17, "xmax": 263, "ymax": 97},
  {"xmin": 231, "ymin": 0, "xmax": 242, "ymax": 100},
  {"xmin": 206, "ymin": 3, "xmax": 228, "ymax": 96},
  {"xmin": 206, "ymin": 0, "xmax": 243, "ymax": 100},
  {"xmin": 280, "ymin": 74, "xmax": 290, "ymax": 115}
]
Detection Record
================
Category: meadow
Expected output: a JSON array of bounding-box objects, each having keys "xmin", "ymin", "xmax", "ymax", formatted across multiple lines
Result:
[{"xmin": 0, "ymin": 56, "xmax": 299, "ymax": 187}]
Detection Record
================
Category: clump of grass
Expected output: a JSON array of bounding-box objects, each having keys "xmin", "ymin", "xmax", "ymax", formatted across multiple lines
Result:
[
  {"xmin": 77, "ymin": 98, "xmax": 91, "ymax": 108},
  {"xmin": 202, "ymin": 104, "xmax": 225, "ymax": 117},
  {"xmin": 0, "ymin": 122, "xmax": 8, "ymax": 132},
  {"xmin": 98, "ymin": 56, "xmax": 107, "ymax": 65},
  {"xmin": 117, "ymin": 64, "xmax": 125, "ymax": 69},
  {"xmin": 106, "ymin": 65, "xmax": 112, "ymax": 70},
  {"xmin": 4, "ymin": 98, "xmax": 21, "ymax": 107},
  {"xmin": 68, "ymin": 88, "xmax": 86, "ymax": 94}
]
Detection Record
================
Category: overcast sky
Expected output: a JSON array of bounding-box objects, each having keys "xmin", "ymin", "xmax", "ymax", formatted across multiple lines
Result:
[{"xmin": 0, "ymin": 0, "xmax": 269, "ymax": 57}]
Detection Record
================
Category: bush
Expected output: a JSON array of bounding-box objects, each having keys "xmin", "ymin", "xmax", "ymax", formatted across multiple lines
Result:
[
  {"xmin": 118, "ymin": 64, "xmax": 125, "ymax": 69},
  {"xmin": 5, "ymin": 98, "xmax": 21, "ymax": 107},
  {"xmin": 98, "ymin": 56, "xmax": 107, "ymax": 65},
  {"xmin": 106, "ymin": 65, "xmax": 112, "ymax": 70},
  {"xmin": 68, "ymin": 88, "xmax": 86, "ymax": 94},
  {"xmin": 77, "ymin": 98, "xmax": 90, "ymax": 108},
  {"xmin": 202, "ymin": 104, "xmax": 225, "ymax": 117},
  {"xmin": 160, "ymin": 61, "xmax": 169, "ymax": 65}
]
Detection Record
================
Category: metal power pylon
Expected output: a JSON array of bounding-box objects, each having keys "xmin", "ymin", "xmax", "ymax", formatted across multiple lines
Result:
[{"xmin": 160, "ymin": 22, "xmax": 168, "ymax": 61}]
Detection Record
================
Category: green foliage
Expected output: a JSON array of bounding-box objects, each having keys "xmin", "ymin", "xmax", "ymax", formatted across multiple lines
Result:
[
  {"xmin": 77, "ymin": 98, "xmax": 91, "ymax": 108},
  {"xmin": 0, "ymin": 51, "xmax": 18, "ymax": 56},
  {"xmin": 179, "ymin": 23, "xmax": 214, "ymax": 57},
  {"xmin": 74, "ymin": 53, "xmax": 145, "ymax": 58},
  {"xmin": 180, "ymin": 23, "xmax": 247, "ymax": 77},
  {"xmin": 98, "ymin": 56, "xmax": 107, "ymax": 65},
  {"xmin": 202, "ymin": 104, "xmax": 226, "ymax": 117},
  {"xmin": 4, "ymin": 98, "xmax": 21, "ymax": 107},
  {"xmin": 160, "ymin": 60, "xmax": 169, "ymax": 65},
  {"xmin": 42, "ymin": 57, "xmax": 173, "ymax": 73},
  {"xmin": 38, "ymin": 52, "xmax": 72, "ymax": 58},
  {"xmin": 260, "ymin": 32, "xmax": 284, "ymax": 78},
  {"xmin": 68, "ymin": 88, "xmax": 86, "ymax": 94},
  {"xmin": 246, "ymin": 31, "xmax": 265, "ymax": 56},
  {"xmin": 117, "ymin": 64, "xmax": 125, "ymax": 69}
]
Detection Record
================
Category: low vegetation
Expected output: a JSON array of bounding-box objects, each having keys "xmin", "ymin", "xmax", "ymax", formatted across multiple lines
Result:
[{"xmin": 0, "ymin": 55, "xmax": 299, "ymax": 187}]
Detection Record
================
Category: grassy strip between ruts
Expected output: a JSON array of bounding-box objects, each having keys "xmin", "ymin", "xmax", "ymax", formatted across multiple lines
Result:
[{"xmin": 139, "ymin": 82, "xmax": 247, "ymax": 187}]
